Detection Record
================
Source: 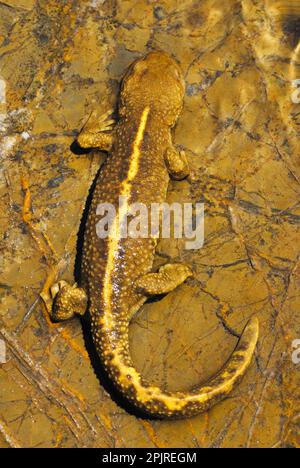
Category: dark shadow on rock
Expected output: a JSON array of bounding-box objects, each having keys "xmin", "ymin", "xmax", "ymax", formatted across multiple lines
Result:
[
  {"xmin": 70, "ymin": 140, "xmax": 93, "ymax": 155},
  {"xmin": 146, "ymin": 294, "xmax": 167, "ymax": 304},
  {"xmin": 73, "ymin": 166, "xmax": 99, "ymax": 284}
]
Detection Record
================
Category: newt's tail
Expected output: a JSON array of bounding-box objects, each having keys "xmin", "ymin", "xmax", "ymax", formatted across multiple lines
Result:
[{"xmin": 97, "ymin": 317, "xmax": 259, "ymax": 419}]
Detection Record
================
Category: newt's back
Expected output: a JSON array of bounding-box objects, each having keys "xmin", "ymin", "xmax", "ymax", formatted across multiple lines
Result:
[{"xmin": 81, "ymin": 52, "xmax": 186, "ymax": 323}]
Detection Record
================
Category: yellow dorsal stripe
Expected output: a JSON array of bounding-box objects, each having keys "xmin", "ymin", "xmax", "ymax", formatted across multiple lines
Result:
[
  {"xmin": 103, "ymin": 106, "xmax": 150, "ymax": 322},
  {"xmin": 122, "ymin": 105, "xmax": 150, "ymax": 192}
]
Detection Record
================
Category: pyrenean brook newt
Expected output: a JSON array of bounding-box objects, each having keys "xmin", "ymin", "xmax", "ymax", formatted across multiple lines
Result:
[{"xmin": 48, "ymin": 51, "xmax": 259, "ymax": 419}]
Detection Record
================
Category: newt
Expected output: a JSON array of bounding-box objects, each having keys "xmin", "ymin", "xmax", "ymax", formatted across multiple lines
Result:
[{"xmin": 48, "ymin": 51, "xmax": 259, "ymax": 419}]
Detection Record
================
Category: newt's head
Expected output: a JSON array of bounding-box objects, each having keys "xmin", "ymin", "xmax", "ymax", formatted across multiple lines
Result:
[{"xmin": 120, "ymin": 51, "xmax": 185, "ymax": 127}]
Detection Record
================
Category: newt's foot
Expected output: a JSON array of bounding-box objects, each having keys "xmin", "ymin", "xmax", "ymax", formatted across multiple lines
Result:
[
  {"xmin": 49, "ymin": 281, "xmax": 88, "ymax": 322},
  {"xmin": 164, "ymin": 147, "xmax": 190, "ymax": 180},
  {"xmin": 77, "ymin": 109, "xmax": 115, "ymax": 151},
  {"xmin": 136, "ymin": 263, "xmax": 193, "ymax": 296}
]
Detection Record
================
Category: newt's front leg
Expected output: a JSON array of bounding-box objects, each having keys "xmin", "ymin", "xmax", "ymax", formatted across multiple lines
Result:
[{"xmin": 77, "ymin": 109, "xmax": 115, "ymax": 151}]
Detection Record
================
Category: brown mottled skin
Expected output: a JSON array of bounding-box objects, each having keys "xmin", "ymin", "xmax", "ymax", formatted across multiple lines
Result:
[{"xmin": 49, "ymin": 51, "xmax": 259, "ymax": 419}]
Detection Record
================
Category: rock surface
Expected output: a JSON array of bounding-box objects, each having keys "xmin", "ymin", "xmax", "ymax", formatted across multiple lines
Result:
[{"xmin": 0, "ymin": 0, "xmax": 299, "ymax": 448}]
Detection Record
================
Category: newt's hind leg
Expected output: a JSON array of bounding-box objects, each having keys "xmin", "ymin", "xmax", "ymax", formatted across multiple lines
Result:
[
  {"xmin": 77, "ymin": 109, "xmax": 115, "ymax": 151},
  {"xmin": 136, "ymin": 263, "xmax": 192, "ymax": 296},
  {"xmin": 48, "ymin": 281, "xmax": 88, "ymax": 322}
]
